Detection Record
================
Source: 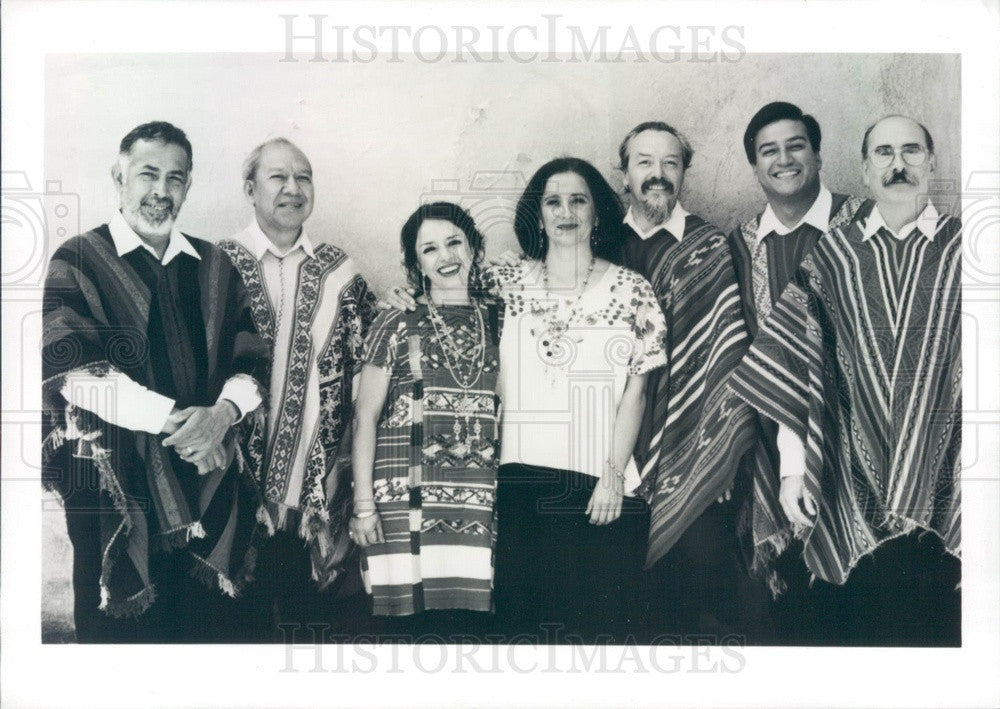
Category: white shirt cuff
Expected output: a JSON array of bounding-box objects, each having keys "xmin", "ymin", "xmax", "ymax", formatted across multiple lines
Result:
[
  {"xmin": 217, "ymin": 375, "xmax": 262, "ymax": 422},
  {"xmin": 776, "ymin": 422, "xmax": 807, "ymax": 479},
  {"xmin": 60, "ymin": 371, "xmax": 175, "ymax": 434}
]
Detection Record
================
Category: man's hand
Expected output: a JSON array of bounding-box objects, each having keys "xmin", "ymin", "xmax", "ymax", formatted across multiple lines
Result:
[
  {"xmin": 377, "ymin": 285, "xmax": 418, "ymax": 312},
  {"xmin": 180, "ymin": 442, "xmax": 232, "ymax": 476},
  {"xmin": 160, "ymin": 407, "xmax": 193, "ymax": 436},
  {"xmin": 162, "ymin": 401, "xmax": 238, "ymax": 466},
  {"xmin": 779, "ymin": 474, "xmax": 817, "ymax": 528}
]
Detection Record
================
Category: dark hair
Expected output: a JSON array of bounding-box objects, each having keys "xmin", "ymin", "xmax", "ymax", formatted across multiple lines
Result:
[
  {"xmin": 514, "ymin": 157, "xmax": 625, "ymax": 263},
  {"xmin": 861, "ymin": 114, "xmax": 935, "ymax": 159},
  {"xmin": 618, "ymin": 121, "xmax": 694, "ymax": 171},
  {"xmin": 400, "ymin": 201, "xmax": 486, "ymax": 297},
  {"xmin": 119, "ymin": 121, "xmax": 194, "ymax": 171},
  {"xmin": 743, "ymin": 102, "xmax": 821, "ymax": 164}
]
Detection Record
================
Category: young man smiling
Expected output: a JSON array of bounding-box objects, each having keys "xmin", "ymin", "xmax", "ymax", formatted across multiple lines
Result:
[{"xmin": 727, "ymin": 102, "xmax": 864, "ymax": 642}]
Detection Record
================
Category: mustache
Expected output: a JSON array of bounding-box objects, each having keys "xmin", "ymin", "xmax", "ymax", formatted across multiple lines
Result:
[
  {"xmin": 141, "ymin": 195, "xmax": 175, "ymax": 212},
  {"xmin": 641, "ymin": 177, "xmax": 675, "ymax": 195},
  {"xmin": 884, "ymin": 169, "xmax": 916, "ymax": 186}
]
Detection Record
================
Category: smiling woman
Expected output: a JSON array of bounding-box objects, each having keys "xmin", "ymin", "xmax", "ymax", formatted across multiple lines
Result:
[{"xmin": 349, "ymin": 202, "xmax": 503, "ymax": 635}]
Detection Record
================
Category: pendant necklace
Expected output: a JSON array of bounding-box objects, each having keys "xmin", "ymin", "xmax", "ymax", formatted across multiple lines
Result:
[{"xmin": 532, "ymin": 256, "xmax": 596, "ymax": 364}]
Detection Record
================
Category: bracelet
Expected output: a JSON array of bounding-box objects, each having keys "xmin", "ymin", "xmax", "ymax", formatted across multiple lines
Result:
[
  {"xmin": 605, "ymin": 459, "xmax": 626, "ymax": 484},
  {"xmin": 353, "ymin": 509, "xmax": 377, "ymax": 519}
]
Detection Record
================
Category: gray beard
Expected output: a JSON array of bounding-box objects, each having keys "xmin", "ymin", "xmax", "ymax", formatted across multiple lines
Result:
[{"xmin": 635, "ymin": 194, "xmax": 671, "ymax": 225}]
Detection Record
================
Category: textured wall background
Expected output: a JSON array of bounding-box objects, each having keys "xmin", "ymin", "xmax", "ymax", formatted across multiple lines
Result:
[
  {"xmin": 45, "ymin": 53, "xmax": 960, "ymax": 298},
  {"xmin": 41, "ymin": 52, "xmax": 960, "ymax": 639}
]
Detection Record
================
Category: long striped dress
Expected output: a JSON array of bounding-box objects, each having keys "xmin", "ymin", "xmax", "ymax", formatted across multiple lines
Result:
[
  {"xmin": 729, "ymin": 200, "xmax": 962, "ymax": 585},
  {"xmin": 360, "ymin": 303, "xmax": 501, "ymax": 616}
]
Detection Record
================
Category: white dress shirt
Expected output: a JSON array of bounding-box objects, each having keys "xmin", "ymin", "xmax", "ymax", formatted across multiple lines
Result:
[
  {"xmin": 229, "ymin": 220, "xmax": 314, "ymax": 458},
  {"xmin": 623, "ymin": 202, "xmax": 690, "ymax": 241},
  {"xmin": 757, "ymin": 184, "xmax": 833, "ymax": 239},
  {"xmin": 860, "ymin": 201, "xmax": 940, "ymax": 241},
  {"xmin": 59, "ymin": 211, "xmax": 261, "ymax": 434}
]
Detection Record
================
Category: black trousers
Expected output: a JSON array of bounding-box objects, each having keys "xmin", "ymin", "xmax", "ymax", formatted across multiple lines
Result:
[
  {"xmin": 805, "ymin": 530, "xmax": 961, "ymax": 646},
  {"xmin": 62, "ymin": 486, "xmax": 255, "ymax": 643},
  {"xmin": 493, "ymin": 464, "xmax": 649, "ymax": 644},
  {"xmin": 243, "ymin": 531, "xmax": 372, "ymax": 643},
  {"xmin": 640, "ymin": 498, "xmax": 771, "ymax": 644}
]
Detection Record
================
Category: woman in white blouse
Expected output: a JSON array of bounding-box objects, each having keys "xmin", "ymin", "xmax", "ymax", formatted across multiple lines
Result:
[{"xmin": 489, "ymin": 157, "xmax": 667, "ymax": 642}]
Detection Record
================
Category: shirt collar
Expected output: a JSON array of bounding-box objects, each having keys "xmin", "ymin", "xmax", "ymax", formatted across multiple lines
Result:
[
  {"xmin": 108, "ymin": 210, "xmax": 200, "ymax": 264},
  {"xmin": 758, "ymin": 184, "xmax": 833, "ymax": 238},
  {"xmin": 623, "ymin": 202, "xmax": 689, "ymax": 241},
  {"xmin": 240, "ymin": 219, "xmax": 315, "ymax": 260},
  {"xmin": 860, "ymin": 202, "xmax": 939, "ymax": 242}
]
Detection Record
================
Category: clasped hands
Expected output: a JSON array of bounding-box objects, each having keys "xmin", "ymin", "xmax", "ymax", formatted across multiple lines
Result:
[{"xmin": 161, "ymin": 401, "xmax": 239, "ymax": 475}]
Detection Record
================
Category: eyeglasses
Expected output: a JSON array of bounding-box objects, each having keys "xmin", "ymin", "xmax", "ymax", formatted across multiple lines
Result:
[{"xmin": 868, "ymin": 144, "xmax": 928, "ymax": 169}]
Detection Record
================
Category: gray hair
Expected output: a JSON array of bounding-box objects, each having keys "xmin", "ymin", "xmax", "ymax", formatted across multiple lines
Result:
[
  {"xmin": 241, "ymin": 137, "xmax": 309, "ymax": 182},
  {"xmin": 618, "ymin": 121, "xmax": 694, "ymax": 171}
]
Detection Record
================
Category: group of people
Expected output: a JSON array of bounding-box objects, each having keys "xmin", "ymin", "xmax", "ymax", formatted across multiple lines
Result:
[{"xmin": 43, "ymin": 101, "xmax": 961, "ymax": 646}]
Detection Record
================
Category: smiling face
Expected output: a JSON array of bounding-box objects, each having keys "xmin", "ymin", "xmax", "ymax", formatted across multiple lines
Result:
[
  {"xmin": 113, "ymin": 138, "xmax": 191, "ymax": 243},
  {"xmin": 416, "ymin": 218, "xmax": 474, "ymax": 296},
  {"xmin": 751, "ymin": 119, "xmax": 822, "ymax": 203},
  {"xmin": 623, "ymin": 129, "xmax": 686, "ymax": 224},
  {"xmin": 862, "ymin": 115, "xmax": 934, "ymax": 209},
  {"xmin": 245, "ymin": 142, "xmax": 314, "ymax": 240},
  {"xmin": 540, "ymin": 171, "xmax": 596, "ymax": 250}
]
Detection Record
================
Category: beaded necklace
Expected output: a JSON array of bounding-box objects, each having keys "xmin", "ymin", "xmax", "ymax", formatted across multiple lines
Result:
[
  {"xmin": 425, "ymin": 299, "xmax": 486, "ymax": 390},
  {"xmin": 531, "ymin": 256, "xmax": 596, "ymax": 361}
]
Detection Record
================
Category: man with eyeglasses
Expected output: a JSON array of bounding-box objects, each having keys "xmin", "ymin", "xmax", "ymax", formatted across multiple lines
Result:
[{"xmin": 729, "ymin": 114, "xmax": 962, "ymax": 645}]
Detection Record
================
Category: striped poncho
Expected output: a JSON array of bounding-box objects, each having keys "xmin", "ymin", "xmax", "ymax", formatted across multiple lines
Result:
[
  {"xmin": 623, "ymin": 214, "xmax": 758, "ymax": 568},
  {"xmin": 729, "ymin": 201, "xmax": 962, "ymax": 586},
  {"xmin": 42, "ymin": 226, "xmax": 269, "ymax": 617}
]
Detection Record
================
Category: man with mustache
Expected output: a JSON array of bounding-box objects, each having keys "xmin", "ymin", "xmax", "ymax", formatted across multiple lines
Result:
[
  {"xmin": 729, "ymin": 114, "xmax": 962, "ymax": 644},
  {"xmin": 219, "ymin": 138, "xmax": 376, "ymax": 640},
  {"xmin": 617, "ymin": 121, "xmax": 765, "ymax": 640},
  {"xmin": 727, "ymin": 102, "xmax": 863, "ymax": 641},
  {"xmin": 42, "ymin": 121, "xmax": 269, "ymax": 642}
]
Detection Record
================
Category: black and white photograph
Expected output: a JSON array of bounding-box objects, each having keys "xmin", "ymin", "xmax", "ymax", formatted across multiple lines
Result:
[{"xmin": 2, "ymin": 1, "xmax": 999, "ymax": 708}]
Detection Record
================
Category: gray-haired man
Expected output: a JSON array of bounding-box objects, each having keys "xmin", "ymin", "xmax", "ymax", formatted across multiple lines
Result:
[{"xmin": 220, "ymin": 137, "xmax": 376, "ymax": 639}]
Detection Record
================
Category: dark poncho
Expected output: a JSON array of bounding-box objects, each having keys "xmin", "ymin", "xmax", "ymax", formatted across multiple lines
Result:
[{"xmin": 42, "ymin": 225, "xmax": 269, "ymax": 617}]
